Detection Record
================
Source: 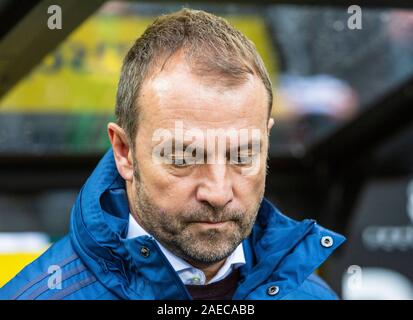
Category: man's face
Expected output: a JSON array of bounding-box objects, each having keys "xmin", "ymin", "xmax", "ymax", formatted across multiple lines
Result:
[{"xmin": 130, "ymin": 55, "xmax": 271, "ymax": 266}]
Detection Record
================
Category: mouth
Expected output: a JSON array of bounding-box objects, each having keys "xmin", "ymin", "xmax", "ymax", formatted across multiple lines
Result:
[{"xmin": 191, "ymin": 220, "xmax": 232, "ymax": 228}]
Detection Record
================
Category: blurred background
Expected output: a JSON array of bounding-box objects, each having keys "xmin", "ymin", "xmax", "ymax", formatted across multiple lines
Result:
[{"xmin": 0, "ymin": 0, "xmax": 412, "ymax": 299}]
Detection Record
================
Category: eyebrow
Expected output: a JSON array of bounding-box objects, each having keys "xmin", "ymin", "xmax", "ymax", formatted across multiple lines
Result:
[
  {"xmin": 160, "ymin": 138, "xmax": 262, "ymax": 154},
  {"xmin": 230, "ymin": 139, "xmax": 262, "ymax": 153}
]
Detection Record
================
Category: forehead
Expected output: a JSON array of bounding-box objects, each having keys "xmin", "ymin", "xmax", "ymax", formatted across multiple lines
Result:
[{"xmin": 138, "ymin": 56, "xmax": 268, "ymax": 133}]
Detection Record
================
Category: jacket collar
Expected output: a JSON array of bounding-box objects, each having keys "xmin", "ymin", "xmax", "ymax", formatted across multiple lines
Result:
[
  {"xmin": 70, "ymin": 149, "xmax": 346, "ymax": 299},
  {"xmin": 127, "ymin": 213, "xmax": 246, "ymax": 285}
]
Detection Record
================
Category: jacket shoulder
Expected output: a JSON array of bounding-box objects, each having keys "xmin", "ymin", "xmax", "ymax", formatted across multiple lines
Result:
[
  {"xmin": 0, "ymin": 235, "xmax": 112, "ymax": 300},
  {"xmin": 282, "ymin": 273, "xmax": 339, "ymax": 300}
]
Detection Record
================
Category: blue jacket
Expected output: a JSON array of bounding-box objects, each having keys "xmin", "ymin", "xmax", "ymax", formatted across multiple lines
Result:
[{"xmin": 0, "ymin": 149, "xmax": 345, "ymax": 300}]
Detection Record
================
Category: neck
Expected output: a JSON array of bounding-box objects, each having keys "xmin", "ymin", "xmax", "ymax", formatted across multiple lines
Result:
[{"xmin": 189, "ymin": 258, "xmax": 227, "ymax": 283}]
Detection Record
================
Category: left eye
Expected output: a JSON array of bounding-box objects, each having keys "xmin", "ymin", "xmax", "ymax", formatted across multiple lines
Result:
[{"xmin": 231, "ymin": 155, "xmax": 252, "ymax": 165}]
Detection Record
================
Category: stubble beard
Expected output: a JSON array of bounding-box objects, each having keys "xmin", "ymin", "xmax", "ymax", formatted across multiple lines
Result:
[{"xmin": 131, "ymin": 166, "xmax": 263, "ymax": 266}]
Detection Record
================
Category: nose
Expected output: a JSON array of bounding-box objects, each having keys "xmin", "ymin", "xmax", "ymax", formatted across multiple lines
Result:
[{"xmin": 196, "ymin": 164, "xmax": 234, "ymax": 210}]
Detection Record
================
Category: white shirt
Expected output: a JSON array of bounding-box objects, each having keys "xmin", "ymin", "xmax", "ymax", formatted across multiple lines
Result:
[{"xmin": 127, "ymin": 214, "xmax": 245, "ymax": 285}]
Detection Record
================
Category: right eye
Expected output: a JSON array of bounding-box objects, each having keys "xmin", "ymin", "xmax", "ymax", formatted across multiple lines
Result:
[
  {"xmin": 166, "ymin": 154, "xmax": 190, "ymax": 167},
  {"xmin": 172, "ymin": 157, "xmax": 188, "ymax": 167}
]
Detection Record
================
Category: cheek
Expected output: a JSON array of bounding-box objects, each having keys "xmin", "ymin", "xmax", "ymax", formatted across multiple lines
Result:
[
  {"xmin": 233, "ymin": 170, "xmax": 266, "ymax": 201},
  {"xmin": 242, "ymin": 176, "xmax": 264, "ymax": 193},
  {"xmin": 134, "ymin": 137, "xmax": 197, "ymax": 209},
  {"xmin": 139, "ymin": 167, "xmax": 196, "ymax": 210}
]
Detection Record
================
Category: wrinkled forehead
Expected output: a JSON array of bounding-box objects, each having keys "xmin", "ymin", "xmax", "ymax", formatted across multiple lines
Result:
[{"xmin": 138, "ymin": 57, "xmax": 269, "ymax": 134}]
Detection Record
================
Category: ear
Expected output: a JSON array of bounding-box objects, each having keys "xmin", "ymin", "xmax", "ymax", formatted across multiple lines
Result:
[
  {"xmin": 267, "ymin": 117, "xmax": 274, "ymax": 133},
  {"xmin": 107, "ymin": 122, "xmax": 134, "ymax": 182}
]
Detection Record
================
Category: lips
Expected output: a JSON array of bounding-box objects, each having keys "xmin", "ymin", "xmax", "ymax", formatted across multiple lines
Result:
[
  {"xmin": 193, "ymin": 220, "xmax": 228, "ymax": 224},
  {"xmin": 191, "ymin": 220, "xmax": 232, "ymax": 228}
]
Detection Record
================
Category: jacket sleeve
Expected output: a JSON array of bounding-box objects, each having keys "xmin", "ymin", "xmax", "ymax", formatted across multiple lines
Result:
[{"xmin": 0, "ymin": 235, "xmax": 107, "ymax": 300}]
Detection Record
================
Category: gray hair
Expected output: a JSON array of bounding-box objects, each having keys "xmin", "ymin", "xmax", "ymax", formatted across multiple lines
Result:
[{"xmin": 115, "ymin": 8, "xmax": 273, "ymax": 145}]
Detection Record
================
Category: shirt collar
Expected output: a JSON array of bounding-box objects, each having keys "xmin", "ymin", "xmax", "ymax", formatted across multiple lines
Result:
[{"xmin": 127, "ymin": 214, "xmax": 245, "ymax": 284}]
